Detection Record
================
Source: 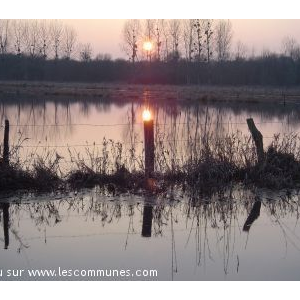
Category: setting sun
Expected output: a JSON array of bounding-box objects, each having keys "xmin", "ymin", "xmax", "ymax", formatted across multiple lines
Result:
[
  {"xmin": 142, "ymin": 109, "xmax": 152, "ymax": 121},
  {"xmin": 143, "ymin": 41, "xmax": 153, "ymax": 52}
]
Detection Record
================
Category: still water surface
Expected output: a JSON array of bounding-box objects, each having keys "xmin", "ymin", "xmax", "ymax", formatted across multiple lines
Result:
[
  {"xmin": 1, "ymin": 98, "xmax": 300, "ymax": 167},
  {"xmin": 1, "ymin": 97, "xmax": 300, "ymax": 280},
  {"xmin": 0, "ymin": 187, "xmax": 300, "ymax": 280}
]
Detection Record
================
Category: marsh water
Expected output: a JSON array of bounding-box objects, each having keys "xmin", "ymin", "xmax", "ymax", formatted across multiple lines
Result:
[
  {"xmin": 1, "ymin": 95, "xmax": 300, "ymax": 280},
  {"xmin": 0, "ymin": 187, "xmax": 300, "ymax": 280}
]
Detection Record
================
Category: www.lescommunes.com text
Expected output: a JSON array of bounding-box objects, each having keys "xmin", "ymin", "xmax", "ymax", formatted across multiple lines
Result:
[{"xmin": 1, "ymin": 268, "xmax": 158, "ymax": 279}]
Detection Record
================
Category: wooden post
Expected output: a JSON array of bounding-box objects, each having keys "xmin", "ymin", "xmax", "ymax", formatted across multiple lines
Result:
[
  {"xmin": 3, "ymin": 119, "xmax": 9, "ymax": 166},
  {"xmin": 144, "ymin": 118, "xmax": 154, "ymax": 178},
  {"xmin": 246, "ymin": 118, "xmax": 264, "ymax": 164}
]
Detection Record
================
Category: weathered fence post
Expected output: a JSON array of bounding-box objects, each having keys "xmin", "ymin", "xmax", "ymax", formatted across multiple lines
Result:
[
  {"xmin": 143, "ymin": 110, "xmax": 154, "ymax": 178},
  {"xmin": 246, "ymin": 118, "xmax": 264, "ymax": 164},
  {"xmin": 3, "ymin": 119, "xmax": 9, "ymax": 166}
]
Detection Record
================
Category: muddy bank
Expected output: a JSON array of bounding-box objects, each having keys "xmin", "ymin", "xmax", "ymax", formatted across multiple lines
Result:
[{"xmin": 0, "ymin": 81, "xmax": 299, "ymax": 104}]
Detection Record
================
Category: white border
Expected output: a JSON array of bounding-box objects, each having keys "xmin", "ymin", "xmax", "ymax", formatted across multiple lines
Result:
[
  {"xmin": 1, "ymin": 0, "xmax": 300, "ymax": 18},
  {"xmin": 1, "ymin": 0, "xmax": 299, "ymax": 297},
  {"xmin": 0, "ymin": 281, "xmax": 298, "ymax": 300}
]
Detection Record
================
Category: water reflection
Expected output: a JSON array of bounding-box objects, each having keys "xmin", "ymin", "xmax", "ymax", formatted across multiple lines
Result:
[
  {"xmin": 243, "ymin": 200, "xmax": 261, "ymax": 232},
  {"xmin": 0, "ymin": 186, "xmax": 300, "ymax": 280},
  {"xmin": 1, "ymin": 97, "xmax": 300, "ymax": 146},
  {"xmin": 141, "ymin": 203, "xmax": 153, "ymax": 238},
  {"xmin": 0, "ymin": 202, "xmax": 10, "ymax": 249}
]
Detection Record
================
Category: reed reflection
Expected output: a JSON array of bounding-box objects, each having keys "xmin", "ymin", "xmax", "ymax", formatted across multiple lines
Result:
[
  {"xmin": 0, "ymin": 186, "xmax": 298, "ymax": 279},
  {"xmin": 1, "ymin": 98, "xmax": 300, "ymax": 150}
]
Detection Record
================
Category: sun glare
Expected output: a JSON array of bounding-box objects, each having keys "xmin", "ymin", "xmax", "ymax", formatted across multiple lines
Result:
[
  {"xmin": 143, "ymin": 41, "xmax": 153, "ymax": 52},
  {"xmin": 142, "ymin": 109, "xmax": 152, "ymax": 121}
]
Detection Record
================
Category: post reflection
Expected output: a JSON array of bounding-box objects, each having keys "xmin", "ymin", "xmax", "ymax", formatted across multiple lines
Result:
[
  {"xmin": 141, "ymin": 203, "xmax": 153, "ymax": 238},
  {"xmin": 0, "ymin": 202, "xmax": 10, "ymax": 249},
  {"xmin": 243, "ymin": 201, "xmax": 261, "ymax": 232}
]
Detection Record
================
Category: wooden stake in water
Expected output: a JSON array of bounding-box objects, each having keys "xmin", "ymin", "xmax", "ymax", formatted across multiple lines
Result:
[
  {"xmin": 3, "ymin": 119, "xmax": 9, "ymax": 166},
  {"xmin": 143, "ymin": 110, "xmax": 154, "ymax": 178}
]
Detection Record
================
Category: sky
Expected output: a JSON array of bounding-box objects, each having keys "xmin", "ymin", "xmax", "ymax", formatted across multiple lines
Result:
[{"xmin": 61, "ymin": 19, "xmax": 300, "ymax": 58}]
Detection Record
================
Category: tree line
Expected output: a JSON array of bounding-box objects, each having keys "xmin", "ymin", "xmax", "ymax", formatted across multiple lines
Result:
[
  {"xmin": 121, "ymin": 19, "xmax": 300, "ymax": 64},
  {"xmin": 0, "ymin": 19, "xmax": 93, "ymax": 60},
  {"xmin": 122, "ymin": 19, "xmax": 233, "ymax": 63},
  {"xmin": 0, "ymin": 19, "xmax": 231, "ymax": 61},
  {"xmin": 1, "ymin": 54, "xmax": 299, "ymax": 86},
  {"xmin": 1, "ymin": 19, "xmax": 300, "ymax": 86}
]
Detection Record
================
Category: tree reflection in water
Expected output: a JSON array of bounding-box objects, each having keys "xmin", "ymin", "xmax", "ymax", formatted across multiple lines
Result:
[{"xmin": 1, "ymin": 185, "xmax": 300, "ymax": 278}]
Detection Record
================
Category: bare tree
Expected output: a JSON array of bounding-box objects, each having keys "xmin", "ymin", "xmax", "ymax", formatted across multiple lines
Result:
[
  {"xmin": 282, "ymin": 36, "xmax": 300, "ymax": 60},
  {"xmin": 203, "ymin": 19, "xmax": 213, "ymax": 63},
  {"xmin": 24, "ymin": 20, "xmax": 40, "ymax": 57},
  {"xmin": 215, "ymin": 19, "xmax": 233, "ymax": 61},
  {"xmin": 50, "ymin": 20, "xmax": 63, "ymax": 59},
  {"xmin": 144, "ymin": 19, "xmax": 155, "ymax": 41},
  {"xmin": 12, "ymin": 20, "xmax": 25, "ymax": 55},
  {"xmin": 168, "ymin": 19, "xmax": 181, "ymax": 61},
  {"xmin": 38, "ymin": 20, "xmax": 50, "ymax": 58},
  {"xmin": 63, "ymin": 25, "xmax": 77, "ymax": 59},
  {"xmin": 161, "ymin": 19, "xmax": 170, "ymax": 61},
  {"xmin": 79, "ymin": 43, "xmax": 92, "ymax": 61},
  {"xmin": 153, "ymin": 19, "xmax": 164, "ymax": 61},
  {"xmin": 183, "ymin": 19, "xmax": 195, "ymax": 62},
  {"xmin": 235, "ymin": 40, "xmax": 248, "ymax": 60},
  {"xmin": 193, "ymin": 19, "xmax": 204, "ymax": 62},
  {"xmin": 0, "ymin": 19, "xmax": 10, "ymax": 54},
  {"xmin": 122, "ymin": 19, "xmax": 141, "ymax": 64},
  {"xmin": 143, "ymin": 19, "xmax": 155, "ymax": 61}
]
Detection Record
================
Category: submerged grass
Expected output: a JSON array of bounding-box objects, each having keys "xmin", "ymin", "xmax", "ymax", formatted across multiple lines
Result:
[{"xmin": 1, "ymin": 130, "xmax": 300, "ymax": 194}]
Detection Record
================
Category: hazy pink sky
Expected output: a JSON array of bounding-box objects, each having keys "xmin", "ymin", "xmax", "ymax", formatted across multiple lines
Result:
[{"xmin": 63, "ymin": 19, "xmax": 300, "ymax": 58}]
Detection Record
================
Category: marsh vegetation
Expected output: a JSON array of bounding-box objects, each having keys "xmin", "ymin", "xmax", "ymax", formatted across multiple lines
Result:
[{"xmin": 1, "ymin": 96, "xmax": 300, "ymax": 193}]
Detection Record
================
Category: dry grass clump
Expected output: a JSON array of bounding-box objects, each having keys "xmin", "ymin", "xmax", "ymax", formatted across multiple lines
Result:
[
  {"xmin": 31, "ymin": 156, "xmax": 62, "ymax": 190},
  {"xmin": 65, "ymin": 139, "xmax": 145, "ymax": 191},
  {"xmin": 0, "ymin": 163, "xmax": 34, "ymax": 190},
  {"xmin": 0, "ymin": 154, "xmax": 63, "ymax": 191},
  {"xmin": 247, "ymin": 134, "xmax": 300, "ymax": 189}
]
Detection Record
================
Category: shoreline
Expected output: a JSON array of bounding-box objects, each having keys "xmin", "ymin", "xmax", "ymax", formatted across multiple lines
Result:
[{"xmin": 1, "ymin": 80, "xmax": 300, "ymax": 104}]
